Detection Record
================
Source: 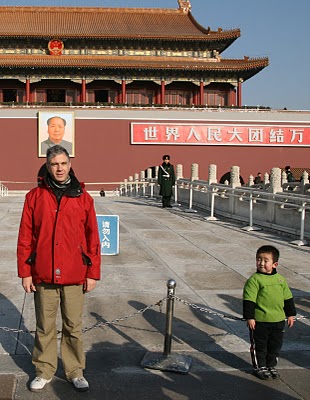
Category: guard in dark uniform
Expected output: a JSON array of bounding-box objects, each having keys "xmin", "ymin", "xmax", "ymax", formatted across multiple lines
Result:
[{"xmin": 158, "ymin": 155, "xmax": 175, "ymax": 208}]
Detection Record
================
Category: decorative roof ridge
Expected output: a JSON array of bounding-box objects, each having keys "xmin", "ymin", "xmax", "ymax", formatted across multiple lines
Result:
[
  {"xmin": 0, "ymin": 6, "xmax": 182, "ymax": 14},
  {"xmin": 223, "ymin": 56, "xmax": 269, "ymax": 62},
  {"xmin": 188, "ymin": 11, "xmax": 240, "ymax": 36},
  {"xmin": 0, "ymin": 54, "xmax": 269, "ymax": 62}
]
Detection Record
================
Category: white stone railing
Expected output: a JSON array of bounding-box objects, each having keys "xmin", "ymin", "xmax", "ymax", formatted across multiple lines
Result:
[
  {"xmin": 0, "ymin": 182, "xmax": 8, "ymax": 197},
  {"xmin": 119, "ymin": 164, "xmax": 310, "ymax": 245}
]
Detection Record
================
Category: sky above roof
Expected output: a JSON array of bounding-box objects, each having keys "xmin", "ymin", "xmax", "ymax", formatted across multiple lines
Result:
[{"xmin": 1, "ymin": 0, "xmax": 309, "ymax": 111}]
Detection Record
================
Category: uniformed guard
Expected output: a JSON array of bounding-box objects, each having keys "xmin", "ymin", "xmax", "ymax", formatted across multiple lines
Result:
[{"xmin": 158, "ymin": 155, "xmax": 176, "ymax": 208}]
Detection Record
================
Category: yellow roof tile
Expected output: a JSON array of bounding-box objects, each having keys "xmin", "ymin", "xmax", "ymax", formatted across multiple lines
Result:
[{"xmin": 0, "ymin": 6, "xmax": 240, "ymax": 40}]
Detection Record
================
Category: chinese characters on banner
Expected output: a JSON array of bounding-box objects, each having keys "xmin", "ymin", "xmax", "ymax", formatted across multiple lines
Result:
[
  {"xmin": 96, "ymin": 215, "xmax": 119, "ymax": 255},
  {"xmin": 131, "ymin": 123, "xmax": 310, "ymax": 146}
]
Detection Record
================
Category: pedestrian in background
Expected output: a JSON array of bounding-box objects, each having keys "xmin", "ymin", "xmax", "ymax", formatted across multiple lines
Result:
[
  {"xmin": 17, "ymin": 145, "xmax": 101, "ymax": 392},
  {"xmin": 243, "ymin": 245, "xmax": 296, "ymax": 380},
  {"xmin": 254, "ymin": 172, "xmax": 262, "ymax": 184},
  {"xmin": 158, "ymin": 155, "xmax": 175, "ymax": 208},
  {"xmin": 285, "ymin": 166, "xmax": 295, "ymax": 182}
]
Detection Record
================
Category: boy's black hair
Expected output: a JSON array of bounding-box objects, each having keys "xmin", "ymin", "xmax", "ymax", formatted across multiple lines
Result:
[{"xmin": 256, "ymin": 245, "xmax": 279, "ymax": 262}]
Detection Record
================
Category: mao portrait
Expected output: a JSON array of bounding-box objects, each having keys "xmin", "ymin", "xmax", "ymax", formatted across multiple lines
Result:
[{"xmin": 38, "ymin": 111, "xmax": 75, "ymax": 157}]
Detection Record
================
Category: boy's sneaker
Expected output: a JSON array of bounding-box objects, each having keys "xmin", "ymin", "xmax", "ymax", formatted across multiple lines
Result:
[
  {"xmin": 30, "ymin": 377, "xmax": 52, "ymax": 392},
  {"xmin": 253, "ymin": 367, "xmax": 271, "ymax": 380},
  {"xmin": 70, "ymin": 376, "xmax": 89, "ymax": 392},
  {"xmin": 268, "ymin": 367, "xmax": 280, "ymax": 379}
]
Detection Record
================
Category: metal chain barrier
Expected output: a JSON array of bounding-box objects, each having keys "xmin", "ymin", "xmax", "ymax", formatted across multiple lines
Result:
[
  {"xmin": 81, "ymin": 298, "xmax": 166, "ymax": 333},
  {"xmin": 171, "ymin": 295, "xmax": 246, "ymax": 321},
  {"xmin": 0, "ymin": 292, "xmax": 309, "ymax": 336},
  {"xmin": 171, "ymin": 294, "xmax": 310, "ymax": 322},
  {"xmin": 0, "ymin": 298, "xmax": 167, "ymax": 335}
]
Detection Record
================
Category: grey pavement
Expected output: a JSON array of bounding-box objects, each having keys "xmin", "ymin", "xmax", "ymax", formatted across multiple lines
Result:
[{"xmin": 0, "ymin": 195, "xmax": 309, "ymax": 400}]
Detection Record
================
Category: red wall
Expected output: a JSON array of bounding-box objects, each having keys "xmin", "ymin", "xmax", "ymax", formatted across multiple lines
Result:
[{"xmin": 1, "ymin": 114, "xmax": 309, "ymax": 191}]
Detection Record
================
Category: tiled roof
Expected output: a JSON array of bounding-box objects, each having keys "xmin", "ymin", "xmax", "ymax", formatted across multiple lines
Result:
[
  {"xmin": 0, "ymin": 54, "xmax": 269, "ymax": 72},
  {"xmin": 0, "ymin": 6, "xmax": 240, "ymax": 41}
]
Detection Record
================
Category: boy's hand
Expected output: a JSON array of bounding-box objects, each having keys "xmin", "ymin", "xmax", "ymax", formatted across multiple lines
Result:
[
  {"xmin": 287, "ymin": 316, "xmax": 295, "ymax": 328},
  {"xmin": 247, "ymin": 319, "xmax": 256, "ymax": 329}
]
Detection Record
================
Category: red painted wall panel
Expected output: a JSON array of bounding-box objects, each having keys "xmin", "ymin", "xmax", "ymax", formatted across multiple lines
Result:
[{"xmin": 1, "ymin": 114, "xmax": 309, "ymax": 192}]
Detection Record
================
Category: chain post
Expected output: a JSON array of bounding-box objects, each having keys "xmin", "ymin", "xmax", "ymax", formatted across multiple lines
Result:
[
  {"xmin": 141, "ymin": 279, "xmax": 192, "ymax": 373},
  {"xmin": 163, "ymin": 279, "xmax": 176, "ymax": 356}
]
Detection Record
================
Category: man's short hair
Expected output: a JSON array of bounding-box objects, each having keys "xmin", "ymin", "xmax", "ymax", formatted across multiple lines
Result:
[
  {"xmin": 163, "ymin": 155, "xmax": 170, "ymax": 160},
  {"xmin": 256, "ymin": 245, "xmax": 279, "ymax": 262},
  {"xmin": 46, "ymin": 145, "xmax": 70, "ymax": 165},
  {"xmin": 47, "ymin": 116, "xmax": 67, "ymax": 126}
]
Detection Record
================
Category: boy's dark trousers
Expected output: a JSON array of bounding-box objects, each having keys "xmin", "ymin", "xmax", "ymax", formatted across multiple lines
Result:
[{"xmin": 253, "ymin": 321, "xmax": 285, "ymax": 368}]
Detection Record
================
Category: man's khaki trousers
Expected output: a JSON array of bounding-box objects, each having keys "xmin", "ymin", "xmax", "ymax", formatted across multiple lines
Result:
[{"xmin": 33, "ymin": 283, "xmax": 85, "ymax": 380}]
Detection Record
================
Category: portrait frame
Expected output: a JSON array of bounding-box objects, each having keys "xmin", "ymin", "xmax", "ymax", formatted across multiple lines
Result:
[{"xmin": 38, "ymin": 111, "xmax": 75, "ymax": 157}]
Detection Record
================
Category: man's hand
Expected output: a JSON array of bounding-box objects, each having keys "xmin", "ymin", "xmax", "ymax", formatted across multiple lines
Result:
[
  {"xmin": 22, "ymin": 276, "xmax": 36, "ymax": 293},
  {"xmin": 84, "ymin": 278, "xmax": 97, "ymax": 293}
]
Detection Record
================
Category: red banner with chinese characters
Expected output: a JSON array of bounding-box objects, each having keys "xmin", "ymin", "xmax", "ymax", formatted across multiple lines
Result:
[{"xmin": 131, "ymin": 122, "xmax": 310, "ymax": 146}]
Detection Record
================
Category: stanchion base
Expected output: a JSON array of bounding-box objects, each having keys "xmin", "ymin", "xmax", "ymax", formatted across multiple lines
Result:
[
  {"xmin": 141, "ymin": 352, "xmax": 192, "ymax": 374},
  {"xmin": 184, "ymin": 209, "xmax": 197, "ymax": 213},
  {"xmin": 205, "ymin": 216, "xmax": 218, "ymax": 221},
  {"xmin": 291, "ymin": 239, "xmax": 308, "ymax": 246},
  {"xmin": 172, "ymin": 202, "xmax": 181, "ymax": 207},
  {"xmin": 242, "ymin": 226, "xmax": 261, "ymax": 231}
]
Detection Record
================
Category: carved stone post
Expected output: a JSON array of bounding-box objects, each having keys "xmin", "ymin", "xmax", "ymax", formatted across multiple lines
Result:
[
  {"xmin": 230, "ymin": 166, "xmax": 240, "ymax": 188},
  {"xmin": 301, "ymin": 170, "xmax": 309, "ymax": 184},
  {"xmin": 248, "ymin": 175, "xmax": 254, "ymax": 186},
  {"xmin": 269, "ymin": 168, "xmax": 282, "ymax": 193},
  {"xmin": 155, "ymin": 165, "xmax": 159, "ymax": 180},
  {"xmin": 281, "ymin": 170, "xmax": 287, "ymax": 184},
  {"xmin": 176, "ymin": 164, "xmax": 183, "ymax": 180},
  {"xmin": 191, "ymin": 163, "xmax": 199, "ymax": 181},
  {"xmin": 140, "ymin": 170, "xmax": 145, "ymax": 196},
  {"xmin": 208, "ymin": 164, "xmax": 217, "ymax": 184},
  {"xmin": 147, "ymin": 168, "xmax": 152, "ymax": 179}
]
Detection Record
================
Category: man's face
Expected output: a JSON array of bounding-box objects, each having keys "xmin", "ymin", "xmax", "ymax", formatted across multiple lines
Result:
[
  {"xmin": 48, "ymin": 153, "xmax": 71, "ymax": 184},
  {"xmin": 164, "ymin": 158, "xmax": 170, "ymax": 164},
  {"xmin": 47, "ymin": 117, "xmax": 65, "ymax": 144}
]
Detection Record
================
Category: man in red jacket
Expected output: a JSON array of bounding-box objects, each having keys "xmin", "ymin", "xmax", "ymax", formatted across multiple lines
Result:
[{"xmin": 17, "ymin": 145, "xmax": 101, "ymax": 393}]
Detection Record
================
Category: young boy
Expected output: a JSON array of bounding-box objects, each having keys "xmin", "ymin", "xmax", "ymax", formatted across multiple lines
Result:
[{"xmin": 243, "ymin": 245, "xmax": 296, "ymax": 380}]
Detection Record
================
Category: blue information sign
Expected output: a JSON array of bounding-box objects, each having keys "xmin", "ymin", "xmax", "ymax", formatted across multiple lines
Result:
[{"xmin": 96, "ymin": 215, "xmax": 119, "ymax": 255}]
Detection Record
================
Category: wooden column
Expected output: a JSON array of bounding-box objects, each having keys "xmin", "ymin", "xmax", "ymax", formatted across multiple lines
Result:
[
  {"xmin": 230, "ymin": 88, "xmax": 236, "ymax": 106},
  {"xmin": 161, "ymin": 80, "xmax": 165, "ymax": 105},
  {"xmin": 200, "ymin": 81, "xmax": 204, "ymax": 105},
  {"xmin": 193, "ymin": 89, "xmax": 199, "ymax": 106},
  {"xmin": 122, "ymin": 79, "xmax": 126, "ymax": 103},
  {"xmin": 26, "ymin": 78, "xmax": 31, "ymax": 102},
  {"xmin": 237, "ymin": 80, "xmax": 242, "ymax": 107},
  {"xmin": 81, "ymin": 79, "xmax": 86, "ymax": 102},
  {"xmin": 155, "ymin": 88, "xmax": 161, "ymax": 104}
]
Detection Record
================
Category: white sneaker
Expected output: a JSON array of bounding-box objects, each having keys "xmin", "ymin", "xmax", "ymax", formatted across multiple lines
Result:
[
  {"xmin": 71, "ymin": 376, "xmax": 89, "ymax": 392},
  {"xmin": 30, "ymin": 376, "xmax": 52, "ymax": 392}
]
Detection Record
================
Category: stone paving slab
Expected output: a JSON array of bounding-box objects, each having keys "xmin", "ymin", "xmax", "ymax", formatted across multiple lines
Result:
[{"xmin": 0, "ymin": 196, "xmax": 309, "ymax": 399}]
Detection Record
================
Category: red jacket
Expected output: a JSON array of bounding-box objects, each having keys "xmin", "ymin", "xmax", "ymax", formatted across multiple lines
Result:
[{"xmin": 17, "ymin": 174, "xmax": 101, "ymax": 285}]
